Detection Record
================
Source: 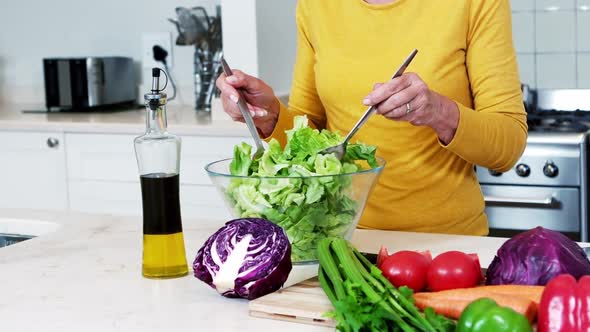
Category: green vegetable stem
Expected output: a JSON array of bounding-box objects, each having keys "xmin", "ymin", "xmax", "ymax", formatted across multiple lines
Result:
[
  {"xmin": 317, "ymin": 237, "xmax": 456, "ymax": 332},
  {"xmin": 226, "ymin": 116, "xmax": 379, "ymax": 262}
]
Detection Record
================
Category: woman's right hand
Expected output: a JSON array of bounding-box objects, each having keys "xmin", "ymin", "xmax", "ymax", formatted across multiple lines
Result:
[{"xmin": 216, "ymin": 70, "xmax": 280, "ymax": 137}]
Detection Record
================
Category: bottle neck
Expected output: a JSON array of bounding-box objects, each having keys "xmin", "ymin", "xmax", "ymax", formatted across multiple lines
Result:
[{"xmin": 146, "ymin": 105, "xmax": 168, "ymax": 134}]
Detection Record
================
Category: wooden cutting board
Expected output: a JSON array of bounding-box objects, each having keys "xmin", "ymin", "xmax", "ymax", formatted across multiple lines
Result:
[
  {"xmin": 249, "ymin": 267, "xmax": 492, "ymax": 328},
  {"xmin": 249, "ymin": 277, "xmax": 336, "ymax": 327}
]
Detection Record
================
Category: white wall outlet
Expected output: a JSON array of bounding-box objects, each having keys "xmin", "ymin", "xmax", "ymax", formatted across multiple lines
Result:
[{"xmin": 141, "ymin": 32, "xmax": 173, "ymax": 70}]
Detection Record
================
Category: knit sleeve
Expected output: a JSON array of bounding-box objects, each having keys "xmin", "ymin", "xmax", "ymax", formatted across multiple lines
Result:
[{"xmin": 442, "ymin": 0, "xmax": 528, "ymax": 172}]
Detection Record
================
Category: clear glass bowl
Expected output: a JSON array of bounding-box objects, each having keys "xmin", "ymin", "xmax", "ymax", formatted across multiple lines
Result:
[{"xmin": 204, "ymin": 157, "xmax": 385, "ymax": 264}]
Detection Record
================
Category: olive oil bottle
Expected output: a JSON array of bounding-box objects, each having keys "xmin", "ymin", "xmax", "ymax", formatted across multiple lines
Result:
[{"xmin": 134, "ymin": 68, "xmax": 188, "ymax": 279}]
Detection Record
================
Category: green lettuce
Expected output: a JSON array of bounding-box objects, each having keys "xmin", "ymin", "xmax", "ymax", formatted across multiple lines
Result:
[{"xmin": 227, "ymin": 115, "xmax": 378, "ymax": 261}]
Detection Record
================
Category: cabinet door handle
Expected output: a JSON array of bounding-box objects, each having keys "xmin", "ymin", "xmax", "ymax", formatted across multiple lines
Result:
[{"xmin": 47, "ymin": 137, "xmax": 59, "ymax": 148}]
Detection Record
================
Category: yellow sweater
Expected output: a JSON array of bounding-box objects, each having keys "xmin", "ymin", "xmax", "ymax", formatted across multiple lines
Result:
[{"xmin": 267, "ymin": 0, "xmax": 527, "ymax": 235}]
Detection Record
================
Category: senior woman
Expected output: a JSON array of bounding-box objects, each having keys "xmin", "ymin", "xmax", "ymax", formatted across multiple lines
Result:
[{"xmin": 215, "ymin": 0, "xmax": 527, "ymax": 236}]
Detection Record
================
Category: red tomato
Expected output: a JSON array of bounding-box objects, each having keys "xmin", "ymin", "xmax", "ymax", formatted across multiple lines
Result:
[
  {"xmin": 468, "ymin": 253, "xmax": 485, "ymax": 281},
  {"xmin": 376, "ymin": 245, "xmax": 390, "ymax": 268},
  {"xmin": 377, "ymin": 246, "xmax": 432, "ymax": 269},
  {"xmin": 426, "ymin": 251, "xmax": 482, "ymax": 291},
  {"xmin": 379, "ymin": 250, "xmax": 431, "ymax": 292}
]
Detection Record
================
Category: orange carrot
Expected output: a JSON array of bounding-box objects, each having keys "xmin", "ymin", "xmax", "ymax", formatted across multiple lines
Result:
[
  {"xmin": 413, "ymin": 290, "xmax": 537, "ymax": 322},
  {"xmin": 472, "ymin": 285, "xmax": 544, "ymax": 305},
  {"xmin": 419, "ymin": 285, "xmax": 544, "ymax": 306},
  {"xmin": 413, "ymin": 296, "xmax": 471, "ymax": 320}
]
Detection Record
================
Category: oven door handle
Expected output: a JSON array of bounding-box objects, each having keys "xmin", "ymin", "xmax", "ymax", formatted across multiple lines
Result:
[{"xmin": 483, "ymin": 195, "xmax": 557, "ymax": 207}]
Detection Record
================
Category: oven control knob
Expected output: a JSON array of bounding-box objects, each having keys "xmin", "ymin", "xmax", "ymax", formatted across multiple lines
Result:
[
  {"xmin": 543, "ymin": 162, "xmax": 559, "ymax": 178},
  {"xmin": 488, "ymin": 169, "xmax": 502, "ymax": 177},
  {"xmin": 515, "ymin": 163, "xmax": 530, "ymax": 177}
]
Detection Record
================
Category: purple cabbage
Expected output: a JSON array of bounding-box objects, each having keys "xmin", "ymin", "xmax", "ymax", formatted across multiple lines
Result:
[
  {"xmin": 486, "ymin": 226, "xmax": 590, "ymax": 285},
  {"xmin": 193, "ymin": 218, "xmax": 292, "ymax": 300}
]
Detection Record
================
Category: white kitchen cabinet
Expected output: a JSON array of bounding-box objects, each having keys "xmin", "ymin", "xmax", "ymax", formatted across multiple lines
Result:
[
  {"xmin": 68, "ymin": 180, "xmax": 141, "ymax": 216},
  {"xmin": 0, "ymin": 128, "xmax": 249, "ymax": 218},
  {"xmin": 0, "ymin": 131, "xmax": 68, "ymax": 210},
  {"xmin": 66, "ymin": 133, "xmax": 139, "ymax": 183},
  {"xmin": 68, "ymin": 180, "xmax": 232, "ymax": 221},
  {"xmin": 65, "ymin": 133, "xmax": 140, "ymax": 216},
  {"xmin": 65, "ymin": 133, "xmax": 250, "ymax": 219}
]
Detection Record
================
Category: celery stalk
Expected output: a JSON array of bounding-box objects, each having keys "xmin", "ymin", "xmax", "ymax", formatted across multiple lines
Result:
[{"xmin": 329, "ymin": 238, "xmax": 416, "ymax": 332}]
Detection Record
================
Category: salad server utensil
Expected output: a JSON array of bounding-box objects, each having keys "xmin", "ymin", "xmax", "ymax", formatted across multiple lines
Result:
[
  {"xmin": 319, "ymin": 49, "xmax": 418, "ymax": 160},
  {"xmin": 220, "ymin": 57, "xmax": 265, "ymax": 159}
]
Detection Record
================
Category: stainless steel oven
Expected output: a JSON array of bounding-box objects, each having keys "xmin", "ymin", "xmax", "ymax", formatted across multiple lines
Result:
[{"xmin": 476, "ymin": 89, "xmax": 590, "ymax": 241}]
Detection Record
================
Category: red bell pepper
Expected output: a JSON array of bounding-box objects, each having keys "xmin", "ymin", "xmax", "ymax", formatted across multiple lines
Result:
[{"xmin": 538, "ymin": 274, "xmax": 590, "ymax": 332}]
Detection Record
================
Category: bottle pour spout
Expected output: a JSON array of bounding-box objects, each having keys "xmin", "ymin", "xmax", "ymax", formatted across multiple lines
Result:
[
  {"xmin": 151, "ymin": 68, "xmax": 161, "ymax": 93},
  {"xmin": 145, "ymin": 67, "xmax": 167, "ymax": 111}
]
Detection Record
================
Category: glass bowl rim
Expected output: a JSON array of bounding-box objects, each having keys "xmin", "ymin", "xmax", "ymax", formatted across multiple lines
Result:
[{"xmin": 204, "ymin": 156, "xmax": 386, "ymax": 179}]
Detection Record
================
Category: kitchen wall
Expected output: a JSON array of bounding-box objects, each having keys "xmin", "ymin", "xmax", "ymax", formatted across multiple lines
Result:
[
  {"xmin": 511, "ymin": 0, "xmax": 590, "ymax": 89},
  {"xmin": 220, "ymin": 0, "xmax": 297, "ymax": 98},
  {"xmin": 0, "ymin": 0, "xmax": 220, "ymax": 105},
  {"xmin": 3, "ymin": 0, "xmax": 587, "ymax": 106}
]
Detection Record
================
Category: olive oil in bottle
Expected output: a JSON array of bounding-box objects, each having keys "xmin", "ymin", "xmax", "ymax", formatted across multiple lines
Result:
[
  {"xmin": 134, "ymin": 68, "xmax": 188, "ymax": 279},
  {"xmin": 140, "ymin": 173, "xmax": 188, "ymax": 277}
]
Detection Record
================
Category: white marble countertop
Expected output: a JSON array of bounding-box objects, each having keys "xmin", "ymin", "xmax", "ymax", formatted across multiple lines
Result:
[
  {"xmin": 0, "ymin": 99, "xmax": 250, "ymax": 137},
  {"xmin": 0, "ymin": 209, "xmax": 512, "ymax": 332}
]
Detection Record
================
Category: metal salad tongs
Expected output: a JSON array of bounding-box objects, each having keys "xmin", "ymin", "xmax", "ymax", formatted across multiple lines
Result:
[
  {"xmin": 319, "ymin": 49, "xmax": 418, "ymax": 160},
  {"xmin": 220, "ymin": 57, "xmax": 265, "ymax": 159}
]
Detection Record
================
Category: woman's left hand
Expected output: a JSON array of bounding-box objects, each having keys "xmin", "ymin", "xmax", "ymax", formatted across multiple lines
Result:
[{"xmin": 362, "ymin": 72, "xmax": 460, "ymax": 144}]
